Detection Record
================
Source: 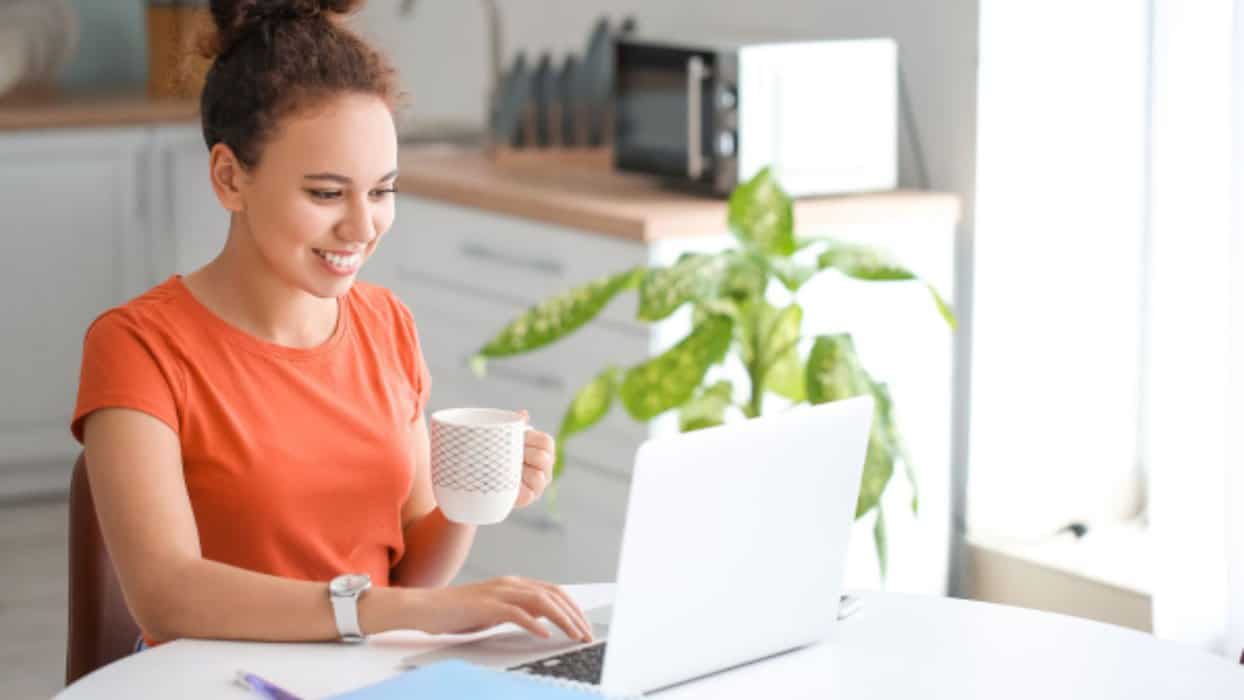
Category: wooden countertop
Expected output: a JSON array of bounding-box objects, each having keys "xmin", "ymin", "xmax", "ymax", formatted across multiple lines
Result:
[
  {"xmin": 397, "ymin": 147, "xmax": 961, "ymax": 242},
  {"xmin": 0, "ymin": 90, "xmax": 198, "ymax": 131}
]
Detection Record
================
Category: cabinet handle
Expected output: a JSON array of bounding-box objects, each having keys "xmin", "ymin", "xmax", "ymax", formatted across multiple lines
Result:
[
  {"xmin": 461, "ymin": 354, "xmax": 564, "ymax": 391},
  {"xmin": 459, "ymin": 241, "xmax": 564, "ymax": 276}
]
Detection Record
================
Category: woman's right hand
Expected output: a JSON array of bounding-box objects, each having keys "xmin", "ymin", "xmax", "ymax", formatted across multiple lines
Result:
[{"xmin": 406, "ymin": 576, "xmax": 594, "ymax": 642}]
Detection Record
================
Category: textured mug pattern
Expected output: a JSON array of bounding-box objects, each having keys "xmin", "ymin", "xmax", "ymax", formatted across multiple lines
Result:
[{"xmin": 429, "ymin": 420, "xmax": 523, "ymax": 493}]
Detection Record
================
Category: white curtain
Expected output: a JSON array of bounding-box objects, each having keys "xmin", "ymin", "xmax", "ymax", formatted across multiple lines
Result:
[{"xmin": 1146, "ymin": 0, "xmax": 1244, "ymax": 658}]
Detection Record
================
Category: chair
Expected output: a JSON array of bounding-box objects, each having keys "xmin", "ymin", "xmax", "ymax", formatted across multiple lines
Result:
[{"xmin": 65, "ymin": 452, "xmax": 140, "ymax": 686}]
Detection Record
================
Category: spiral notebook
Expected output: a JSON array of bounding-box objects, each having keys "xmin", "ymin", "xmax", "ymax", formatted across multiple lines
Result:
[{"xmin": 327, "ymin": 659, "xmax": 640, "ymax": 699}]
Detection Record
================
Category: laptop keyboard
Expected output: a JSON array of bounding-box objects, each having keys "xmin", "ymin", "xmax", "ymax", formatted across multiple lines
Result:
[{"xmin": 508, "ymin": 641, "xmax": 608, "ymax": 685}]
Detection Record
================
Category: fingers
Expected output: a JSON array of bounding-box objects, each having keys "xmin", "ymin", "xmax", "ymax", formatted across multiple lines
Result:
[
  {"xmin": 516, "ymin": 589, "xmax": 588, "ymax": 642},
  {"xmin": 497, "ymin": 603, "xmax": 551, "ymax": 639},
  {"xmin": 537, "ymin": 581, "xmax": 593, "ymax": 642},
  {"xmin": 521, "ymin": 465, "xmax": 547, "ymax": 493},
  {"xmin": 514, "ymin": 482, "xmax": 536, "ymax": 509},
  {"xmin": 523, "ymin": 429, "xmax": 555, "ymax": 453},
  {"xmin": 493, "ymin": 577, "xmax": 593, "ymax": 642},
  {"xmin": 524, "ymin": 444, "xmax": 554, "ymax": 472}
]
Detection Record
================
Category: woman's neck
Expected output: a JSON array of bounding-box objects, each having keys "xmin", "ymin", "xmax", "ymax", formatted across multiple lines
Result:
[{"xmin": 183, "ymin": 227, "xmax": 339, "ymax": 349}]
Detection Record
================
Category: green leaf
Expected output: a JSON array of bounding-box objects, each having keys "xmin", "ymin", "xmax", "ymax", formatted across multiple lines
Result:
[
  {"xmin": 679, "ymin": 380, "xmax": 734, "ymax": 432},
  {"xmin": 815, "ymin": 241, "xmax": 958, "ymax": 331},
  {"xmin": 735, "ymin": 300, "xmax": 768, "ymax": 371},
  {"xmin": 553, "ymin": 367, "xmax": 621, "ymax": 479},
  {"xmin": 767, "ymin": 257, "xmax": 819, "ymax": 292},
  {"xmin": 727, "ymin": 167, "xmax": 796, "ymax": 257},
  {"xmin": 927, "ymin": 282, "xmax": 958, "ymax": 331},
  {"xmin": 469, "ymin": 354, "xmax": 488, "ymax": 378},
  {"xmin": 857, "ymin": 425, "xmax": 896, "ymax": 518},
  {"xmin": 805, "ymin": 335, "xmax": 897, "ymax": 518},
  {"xmin": 817, "ymin": 242, "xmax": 916, "ymax": 281},
  {"xmin": 718, "ymin": 252, "xmax": 770, "ymax": 301},
  {"xmin": 759, "ymin": 305, "xmax": 805, "ymax": 402},
  {"xmin": 620, "ymin": 315, "xmax": 734, "ymax": 420},
  {"xmin": 873, "ymin": 503, "xmax": 889, "ymax": 583},
  {"xmin": 477, "ymin": 267, "xmax": 643, "ymax": 359},
  {"xmin": 871, "ymin": 380, "xmax": 917, "ymax": 514},
  {"xmin": 805, "ymin": 334, "xmax": 873, "ymax": 404},
  {"xmin": 637, "ymin": 254, "xmax": 726, "ymax": 322}
]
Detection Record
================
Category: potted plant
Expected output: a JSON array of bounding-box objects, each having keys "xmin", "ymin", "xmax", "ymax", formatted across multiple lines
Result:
[{"xmin": 472, "ymin": 168, "xmax": 956, "ymax": 577}]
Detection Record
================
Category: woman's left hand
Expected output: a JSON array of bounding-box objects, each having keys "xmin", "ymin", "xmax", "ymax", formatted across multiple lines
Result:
[{"xmin": 515, "ymin": 410, "xmax": 556, "ymax": 509}]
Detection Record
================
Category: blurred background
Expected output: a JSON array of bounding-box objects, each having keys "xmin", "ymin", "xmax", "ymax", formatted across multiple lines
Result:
[{"xmin": 2, "ymin": 0, "xmax": 1243, "ymax": 696}]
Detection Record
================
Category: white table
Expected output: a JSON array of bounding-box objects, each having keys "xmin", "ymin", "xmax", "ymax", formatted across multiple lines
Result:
[{"xmin": 58, "ymin": 584, "xmax": 1244, "ymax": 699}]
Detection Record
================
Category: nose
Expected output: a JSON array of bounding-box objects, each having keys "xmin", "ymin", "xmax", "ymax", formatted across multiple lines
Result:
[{"xmin": 337, "ymin": 195, "xmax": 378, "ymax": 245}]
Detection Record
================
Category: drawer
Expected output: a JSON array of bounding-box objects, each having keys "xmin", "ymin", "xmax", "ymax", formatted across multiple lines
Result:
[
  {"xmin": 378, "ymin": 196, "xmax": 648, "ymax": 328},
  {"xmin": 466, "ymin": 511, "xmax": 569, "ymax": 581}
]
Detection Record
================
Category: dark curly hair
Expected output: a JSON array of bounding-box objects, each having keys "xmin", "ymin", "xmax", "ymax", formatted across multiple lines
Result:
[{"xmin": 198, "ymin": 0, "xmax": 400, "ymax": 169}]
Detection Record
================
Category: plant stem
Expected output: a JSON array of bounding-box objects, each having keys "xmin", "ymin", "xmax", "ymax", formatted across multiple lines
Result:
[{"xmin": 746, "ymin": 365, "xmax": 763, "ymax": 418}]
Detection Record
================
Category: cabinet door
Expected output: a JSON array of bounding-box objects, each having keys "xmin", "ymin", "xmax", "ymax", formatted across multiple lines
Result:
[
  {"xmin": 148, "ymin": 126, "xmax": 230, "ymax": 278},
  {"xmin": 0, "ymin": 129, "xmax": 150, "ymax": 489}
]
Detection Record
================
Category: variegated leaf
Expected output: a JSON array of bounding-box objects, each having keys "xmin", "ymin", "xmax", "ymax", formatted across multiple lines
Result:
[
  {"xmin": 620, "ymin": 315, "xmax": 733, "ymax": 420},
  {"xmin": 476, "ymin": 267, "xmax": 643, "ymax": 361}
]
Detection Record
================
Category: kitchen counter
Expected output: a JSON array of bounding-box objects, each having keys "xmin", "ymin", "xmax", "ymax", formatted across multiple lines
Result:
[
  {"xmin": 0, "ymin": 90, "xmax": 198, "ymax": 131},
  {"xmin": 0, "ymin": 91, "xmax": 960, "ymax": 243},
  {"xmin": 397, "ymin": 147, "xmax": 961, "ymax": 242}
]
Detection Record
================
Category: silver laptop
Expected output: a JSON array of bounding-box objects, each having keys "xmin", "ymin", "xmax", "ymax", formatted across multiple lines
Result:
[{"xmin": 406, "ymin": 396, "xmax": 873, "ymax": 696}]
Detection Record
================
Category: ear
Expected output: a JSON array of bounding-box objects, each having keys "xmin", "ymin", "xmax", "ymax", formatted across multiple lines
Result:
[{"xmin": 208, "ymin": 142, "xmax": 248, "ymax": 213}]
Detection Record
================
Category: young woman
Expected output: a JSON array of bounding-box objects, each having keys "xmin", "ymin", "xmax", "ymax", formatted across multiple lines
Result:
[{"xmin": 71, "ymin": 0, "xmax": 592, "ymax": 649}]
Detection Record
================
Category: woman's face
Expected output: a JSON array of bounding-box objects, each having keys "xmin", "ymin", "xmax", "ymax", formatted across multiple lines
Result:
[{"xmin": 232, "ymin": 92, "xmax": 399, "ymax": 299}]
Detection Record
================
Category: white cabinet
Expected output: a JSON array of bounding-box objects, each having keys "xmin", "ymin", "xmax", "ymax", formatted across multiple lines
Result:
[
  {"xmin": 0, "ymin": 128, "xmax": 152, "ymax": 494},
  {"xmin": 0, "ymin": 124, "xmax": 222, "ymax": 498},
  {"xmin": 147, "ymin": 126, "xmax": 229, "ymax": 276}
]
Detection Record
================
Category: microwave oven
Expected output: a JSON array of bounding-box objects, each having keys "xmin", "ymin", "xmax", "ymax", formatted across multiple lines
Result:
[{"xmin": 613, "ymin": 34, "xmax": 897, "ymax": 197}]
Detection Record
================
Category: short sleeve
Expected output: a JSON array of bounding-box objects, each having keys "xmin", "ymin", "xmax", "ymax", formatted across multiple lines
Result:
[
  {"xmin": 70, "ymin": 310, "xmax": 183, "ymax": 444},
  {"xmin": 388, "ymin": 292, "xmax": 433, "ymax": 423}
]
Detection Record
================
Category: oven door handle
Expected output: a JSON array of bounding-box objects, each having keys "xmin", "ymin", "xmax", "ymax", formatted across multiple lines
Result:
[{"xmin": 686, "ymin": 55, "xmax": 711, "ymax": 179}]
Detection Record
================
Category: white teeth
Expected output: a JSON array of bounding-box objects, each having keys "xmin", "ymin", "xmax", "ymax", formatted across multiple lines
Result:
[{"xmin": 315, "ymin": 249, "xmax": 360, "ymax": 270}]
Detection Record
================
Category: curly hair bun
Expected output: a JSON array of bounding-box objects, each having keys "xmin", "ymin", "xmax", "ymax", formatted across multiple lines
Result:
[
  {"xmin": 198, "ymin": 0, "xmax": 397, "ymax": 169},
  {"xmin": 208, "ymin": 0, "xmax": 365, "ymax": 57}
]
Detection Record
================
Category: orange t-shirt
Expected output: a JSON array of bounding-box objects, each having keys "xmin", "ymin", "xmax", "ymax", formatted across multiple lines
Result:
[{"xmin": 70, "ymin": 275, "xmax": 431, "ymax": 643}]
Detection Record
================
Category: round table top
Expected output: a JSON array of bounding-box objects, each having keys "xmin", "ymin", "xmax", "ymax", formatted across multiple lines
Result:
[{"xmin": 58, "ymin": 584, "xmax": 1244, "ymax": 699}]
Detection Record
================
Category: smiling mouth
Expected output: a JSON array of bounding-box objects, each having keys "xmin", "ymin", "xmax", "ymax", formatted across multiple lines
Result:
[{"xmin": 313, "ymin": 248, "xmax": 362, "ymax": 271}]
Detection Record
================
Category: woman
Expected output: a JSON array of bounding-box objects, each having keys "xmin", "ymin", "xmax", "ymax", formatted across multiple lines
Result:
[{"xmin": 71, "ymin": 0, "xmax": 592, "ymax": 649}]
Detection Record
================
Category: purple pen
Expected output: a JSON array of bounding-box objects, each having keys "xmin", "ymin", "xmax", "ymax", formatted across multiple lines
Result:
[{"xmin": 234, "ymin": 670, "xmax": 304, "ymax": 700}]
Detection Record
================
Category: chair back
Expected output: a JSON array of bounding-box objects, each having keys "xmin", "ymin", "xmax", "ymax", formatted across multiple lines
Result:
[{"xmin": 66, "ymin": 452, "xmax": 139, "ymax": 685}]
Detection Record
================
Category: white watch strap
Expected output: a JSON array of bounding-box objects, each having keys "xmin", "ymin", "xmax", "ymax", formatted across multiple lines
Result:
[{"xmin": 331, "ymin": 589, "xmax": 364, "ymax": 642}]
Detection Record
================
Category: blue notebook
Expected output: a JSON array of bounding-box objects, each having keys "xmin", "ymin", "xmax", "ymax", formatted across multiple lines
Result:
[{"xmin": 327, "ymin": 660, "xmax": 628, "ymax": 699}]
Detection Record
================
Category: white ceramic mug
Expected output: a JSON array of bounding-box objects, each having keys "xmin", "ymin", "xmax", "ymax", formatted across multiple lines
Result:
[{"xmin": 428, "ymin": 407, "xmax": 531, "ymax": 525}]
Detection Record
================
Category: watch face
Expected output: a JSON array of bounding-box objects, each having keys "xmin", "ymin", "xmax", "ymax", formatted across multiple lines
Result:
[{"xmin": 331, "ymin": 573, "xmax": 371, "ymax": 596}]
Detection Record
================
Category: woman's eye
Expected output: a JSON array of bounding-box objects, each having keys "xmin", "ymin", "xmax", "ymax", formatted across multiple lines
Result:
[
  {"xmin": 371, "ymin": 188, "xmax": 398, "ymax": 198},
  {"xmin": 308, "ymin": 190, "xmax": 342, "ymax": 200}
]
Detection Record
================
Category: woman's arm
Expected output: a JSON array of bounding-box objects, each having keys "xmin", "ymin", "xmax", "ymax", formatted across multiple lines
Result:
[
  {"xmin": 85, "ymin": 407, "xmax": 593, "ymax": 643},
  {"xmin": 83, "ymin": 408, "xmax": 417, "ymax": 642},
  {"xmin": 390, "ymin": 416, "xmax": 478, "ymax": 588}
]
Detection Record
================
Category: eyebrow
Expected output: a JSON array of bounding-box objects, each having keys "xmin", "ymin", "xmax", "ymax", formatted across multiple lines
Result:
[{"xmin": 303, "ymin": 169, "xmax": 399, "ymax": 185}]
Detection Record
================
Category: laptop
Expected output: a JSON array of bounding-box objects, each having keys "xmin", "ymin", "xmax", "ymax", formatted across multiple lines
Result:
[{"xmin": 405, "ymin": 395, "xmax": 873, "ymax": 696}]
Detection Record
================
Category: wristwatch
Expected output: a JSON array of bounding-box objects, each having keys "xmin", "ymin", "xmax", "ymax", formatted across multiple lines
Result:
[{"xmin": 329, "ymin": 573, "xmax": 372, "ymax": 643}]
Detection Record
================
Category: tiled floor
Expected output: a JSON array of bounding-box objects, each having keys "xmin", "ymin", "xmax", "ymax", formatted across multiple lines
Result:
[{"xmin": 1, "ymin": 499, "xmax": 69, "ymax": 700}]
